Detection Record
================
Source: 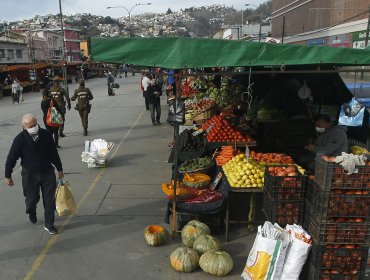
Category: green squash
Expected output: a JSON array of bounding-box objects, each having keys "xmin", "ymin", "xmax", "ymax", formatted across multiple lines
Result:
[
  {"xmin": 193, "ymin": 234, "xmax": 222, "ymax": 255},
  {"xmin": 181, "ymin": 220, "xmax": 211, "ymax": 248},
  {"xmin": 144, "ymin": 225, "xmax": 169, "ymax": 246},
  {"xmin": 199, "ymin": 250, "xmax": 233, "ymax": 276},
  {"xmin": 170, "ymin": 247, "xmax": 199, "ymax": 273}
]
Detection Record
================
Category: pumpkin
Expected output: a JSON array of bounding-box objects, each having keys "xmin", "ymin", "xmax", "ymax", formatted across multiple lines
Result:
[
  {"xmin": 181, "ymin": 220, "xmax": 210, "ymax": 248},
  {"xmin": 193, "ymin": 234, "xmax": 222, "ymax": 255},
  {"xmin": 199, "ymin": 250, "xmax": 233, "ymax": 276},
  {"xmin": 183, "ymin": 173, "xmax": 211, "ymax": 188},
  {"xmin": 161, "ymin": 181, "xmax": 193, "ymax": 197},
  {"xmin": 170, "ymin": 247, "xmax": 199, "ymax": 273},
  {"xmin": 144, "ymin": 225, "xmax": 169, "ymax": 246}
]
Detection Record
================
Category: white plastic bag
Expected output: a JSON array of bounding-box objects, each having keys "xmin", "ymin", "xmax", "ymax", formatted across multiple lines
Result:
[
  {"xmin": 241, "ymin": 222, "xmax": 289, "ymax": 280},
  {"xmin": 280, "ymin": 224, "xmax": 312, "ymax": 280}
]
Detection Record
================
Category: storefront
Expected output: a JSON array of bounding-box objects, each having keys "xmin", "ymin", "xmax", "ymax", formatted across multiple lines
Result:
[{"xmin": 90, "ymin": 37, "xmax": 370, "ymax": 279}]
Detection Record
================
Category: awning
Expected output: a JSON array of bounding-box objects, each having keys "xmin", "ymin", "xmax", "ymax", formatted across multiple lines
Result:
[{"xmin": 90, "ymin": 37, "xmax": 370, "ymax": 69}]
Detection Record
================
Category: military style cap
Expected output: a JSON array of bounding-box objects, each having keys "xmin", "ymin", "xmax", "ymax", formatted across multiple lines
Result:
[{"xmin": 78, "ymin": 78, "xmax": 85, "ymax": 85}]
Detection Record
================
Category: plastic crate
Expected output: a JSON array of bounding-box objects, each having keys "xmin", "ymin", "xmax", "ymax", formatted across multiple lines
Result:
[
  {"xmin": 264, "ymin": 165, "xmax": 307, "ymax": 200},
  {"xmin": 308, "ymin": 245, "xmax": 368, "ymax": 271},
  {"xmin": 307, "ymin": 216, "xmax": 370, "ymax": 245},
  {"xmin": 263, "ymin": 190, "xmax": 304, "ymax": 225},
  {"xmin": 306, "ymin": 245, "xmax": 368, "ymax": 280},
  {"xmin": 315, "ymin": 157, "xmax": 370, "ymax": 191},
  {"xmin": 305, "ymin": 184, "xmax": 370, "ymax": 219}
]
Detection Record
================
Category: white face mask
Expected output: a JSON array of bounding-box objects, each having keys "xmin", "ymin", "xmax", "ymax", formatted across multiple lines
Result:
[
  {"xmin": 315, "ymin": 127, "xmax": 325, "ymax": 133},
  {"xmin": 26, "ymin": 125, "xmax": 39, "ymax": 135}
]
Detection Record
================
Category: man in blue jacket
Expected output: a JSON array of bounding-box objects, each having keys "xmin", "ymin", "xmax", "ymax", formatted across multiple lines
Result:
[{"xmin": 4, "ymin": 113, "xmax": 64, "ymax": 235}]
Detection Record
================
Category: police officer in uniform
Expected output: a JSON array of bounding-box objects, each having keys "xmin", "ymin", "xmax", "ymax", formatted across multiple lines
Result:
[
  {"xmin": 49, "ymin": 77, "xmax": 71, "ymax": 137},
  {"xmin": 71, "ymin": 79, "xmax": 93, "ymax": 136}
]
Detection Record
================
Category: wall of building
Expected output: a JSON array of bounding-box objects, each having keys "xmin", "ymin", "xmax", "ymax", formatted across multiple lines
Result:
[{"xmin": 271, "ymin": 0, "xmax": 369, "ymax": 46}]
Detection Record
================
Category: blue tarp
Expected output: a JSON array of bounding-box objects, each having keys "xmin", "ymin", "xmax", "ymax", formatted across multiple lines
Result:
[{"xmin": 345, "ymin": 82, "xmax": 370, "ymax": 99}]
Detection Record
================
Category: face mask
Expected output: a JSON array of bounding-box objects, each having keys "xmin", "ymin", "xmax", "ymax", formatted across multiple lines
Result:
[
  {"xmin": 26, "ymin": 125, "xmax": 39, "ymax": 135},
  {"xmin": 315, "ymin": 127, "xmax": 325, "ymax": 133}
]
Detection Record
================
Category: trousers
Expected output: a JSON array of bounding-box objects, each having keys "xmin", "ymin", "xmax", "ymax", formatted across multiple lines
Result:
[
  {"xmin": 21, "ymin": 168, "xmax": 57, "ymax": 226},
  {"xmin": 149, "ymin": 102, "xmax": 161, "ymax": 123},
  {"xmin": 78, "ymin": 109, "xmax": 89, "ymax": 129}
]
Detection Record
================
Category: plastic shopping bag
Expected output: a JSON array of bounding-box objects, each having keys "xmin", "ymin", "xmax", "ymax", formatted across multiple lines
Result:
[
  {"xmin": 241, "ymin": 221, "xmax": 289, "ymax": 280},
  {"xmin": 280, "ymin": 224, "xmax": 312, "ymax": 280},
  {"xmin": 46, "ymin": 100, "xmax": 64, "ymax": 127},
  {"xmin": 55, "ymin": 180, "xmax": 77, "ymax": 216},
  {"xmin": 338, "ymin": 98, "xmax": 365, "ymax": 127}
]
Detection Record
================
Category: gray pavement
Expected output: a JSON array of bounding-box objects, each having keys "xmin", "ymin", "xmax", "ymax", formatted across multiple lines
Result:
[{"xmin": 0, "ymin": 76, "xmax": 255, "ymax": 280}]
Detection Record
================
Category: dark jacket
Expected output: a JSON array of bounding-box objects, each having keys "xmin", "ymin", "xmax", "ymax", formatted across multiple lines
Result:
[
  {"xmin": 71, "ymin": 86, "xmax": 93, "ymax": 110},
  {"xmin": 146, "ymin": 84, "xmax": 161, "ymax": 104},
  {"xmin": 49, "ymin": 84, "xmax": 71, "ymax": 110},
  {"xmin": 5, "ymin": 128, "xmax": 63, "ymax": 178},
  {"xmin": 314, "ymin": 125, "xmax": 348, "ymax": 157}
]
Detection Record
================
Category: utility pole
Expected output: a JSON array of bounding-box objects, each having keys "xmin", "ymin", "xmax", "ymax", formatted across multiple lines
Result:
[
  {"xmin": 59, "ymin": 0, "xmax": 69, "ymax": 96},
  {"xmin": 281, "ymin": 16, "xmax": 285, "ymax": 44},
  {"xmin": 365, "ymin": 6, "xmax": 370, "ymax": 48}
]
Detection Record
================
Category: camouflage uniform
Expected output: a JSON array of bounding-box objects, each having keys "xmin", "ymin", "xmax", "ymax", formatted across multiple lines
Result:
[
  {"xmin": 49, "ymin": 78, "xmax": 71, "ymax": 136},
  {"xmin": 71, "ymin": 79, "xmax": 93, "ymax": 136}
]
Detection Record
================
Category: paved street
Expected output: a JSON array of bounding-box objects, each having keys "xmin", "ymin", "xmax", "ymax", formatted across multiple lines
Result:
[{"xmin": 0, "ymin": 75, "xmax": 254, "ymax": 280}]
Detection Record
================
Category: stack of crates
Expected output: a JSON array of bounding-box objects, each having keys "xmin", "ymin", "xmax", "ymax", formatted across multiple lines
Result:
[
  {"xmin": 263, "ymin": 165, "xmax": 307, "ymax": 225},
  {"xmin": 304, "ymin": 157, "xmax": 370, "ymax": 279}
]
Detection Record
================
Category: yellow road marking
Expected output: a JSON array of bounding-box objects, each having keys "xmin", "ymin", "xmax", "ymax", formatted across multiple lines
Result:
[{"xmin": 23, "ymin": 109, "xmax": 145, "ymax": 280}]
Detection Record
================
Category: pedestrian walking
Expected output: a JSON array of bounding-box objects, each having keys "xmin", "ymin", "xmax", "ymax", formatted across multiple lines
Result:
[
  {"xmin": 141, "ymin": 73, "xmax": 151, "ymax": 110},
  {"xmin": 49, "ymin": 77, "xmax": 71, "ymax": 137},
  {"xmin": 11, "ymin": 79, "xmax": 21, "ymax": 104},
  {"xmin": 4, "ymin": 113, "xmax": 64, "ymax": 235},
  {"xmin": 107, "ymin": 71, "xmax": 115, "ymax": 96},
  {"xmin": 147, "ymin": 79, "xmax": 162, "ymax": 125},
  {"xmin": 71, "ymin": 79, "xmax": 93, "ymax": 136},
  {"xmin": 41, "ymin": 91, "xmax": 63, "ymax": 148}
]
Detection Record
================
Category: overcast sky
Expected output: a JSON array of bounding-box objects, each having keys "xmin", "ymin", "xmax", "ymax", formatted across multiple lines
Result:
[{"xmin": 0, "ymin": 0, "xmax": 268, "ymax": 22}]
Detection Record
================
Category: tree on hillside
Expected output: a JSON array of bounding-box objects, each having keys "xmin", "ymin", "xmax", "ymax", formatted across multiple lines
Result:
[{"xmin": 166, "ymin": 8, "xmax": 173, "ymax": 14}]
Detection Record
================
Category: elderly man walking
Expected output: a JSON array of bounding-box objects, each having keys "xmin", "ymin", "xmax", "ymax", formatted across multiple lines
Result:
[{"xmin": 4, "ymin": 113, "xmax": 64, "ymax": 234}]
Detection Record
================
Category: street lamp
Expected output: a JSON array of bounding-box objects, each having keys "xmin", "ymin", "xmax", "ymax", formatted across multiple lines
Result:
[
  {"xmin": 245, "ymin": 3, "xmax": 262, "ymax": 42},
  {"xmin": 107, "ymin": 3, "xmax": 152, "ymax": 37}
]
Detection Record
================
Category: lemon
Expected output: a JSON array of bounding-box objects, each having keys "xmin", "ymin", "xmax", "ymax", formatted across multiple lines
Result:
[
  {"xmin": 252, "ymin": 184, "xmax": 258, "ymax": 188},
  {"xmin": 230, "ymin": 182, "xmax": 236, "ymax": 187},
  {"xmin": 245, "ymin": 170, "xmax": 251, "ymax": 175},
  {"xmin": 245, "ymin": 179, "xmax": 251, "ymax": 185},
  {"xmin": 254, "ymin": 173, "xmax": 260, "ymax": 179},
  {"xmin": 257, "ymin": 183, "xmax": 264, "ymax": 188},
  {"xmin": 259, "ymin": 172, "xmax": 264, "ymax": 177},
  {"xmin": 256, "ymin": 178, "xmax": 262, "ymax": 183}
]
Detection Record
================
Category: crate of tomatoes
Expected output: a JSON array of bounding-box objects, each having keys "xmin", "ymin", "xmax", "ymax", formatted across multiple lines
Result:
[
  {"xmin": 315, "ymin": 156, "xmax": 370, "ymax": 191},
  {"xmin": 307, "ymin": 244, "xmax": 368, "ymax": 280},
  {"xmin": 264, "ymin": 165, "xmax": 307, "ymax": 200}
]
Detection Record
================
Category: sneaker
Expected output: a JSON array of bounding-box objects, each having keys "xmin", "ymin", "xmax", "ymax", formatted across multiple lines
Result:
[
  {"xmin": 84, "ymin": 129, "xmax": 88, "ymax": 136},
  {"xmin": 59, "ymin": 132, "xmax": 66, "ymax": 137},
  {"xmin": 44, "ymin": 225, "xmax": 58, "ymax": 235},
  {"xmin": 156, "ymin": 121, "xmax": 161, "ymax": 125},
  {"xmin": 28, "ymin": 212, "xmax": 37, "ymax": 224}
]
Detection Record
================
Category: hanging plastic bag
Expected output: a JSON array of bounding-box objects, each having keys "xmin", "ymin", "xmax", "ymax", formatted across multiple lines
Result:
[
  {"xmin": 46, "ymin": 100, "xmax": 64, "ymax": 127},
  {"xmin": 55, "ymin": 180, "xmax": 77, "ymax": 216},
  {"xmin": 167, "ymin": 99, "xmax": 185, "ymax": 124},
  {"xmin": 338, "ymin": 98, "xmax": 365, "ymax": 127},
  {"xmin": 241, "ymin": 221, "xmax": 290, "ymax": 280}
]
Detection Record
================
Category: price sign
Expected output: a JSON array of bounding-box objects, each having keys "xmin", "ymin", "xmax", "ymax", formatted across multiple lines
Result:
[
  {"xmin": 205, "ymin": 123, "xmax": 215, "ymax": 134},
  {"xmin": 192, "ymin": 128, "xmax": 203, "ymax": 137},
  {"xmin": 245, "ymin": 144, "xmax": 250, "ymax": 161},
  {"xmin": 210, "ymin": 172, "xmax": 223, "ymax": 190}
]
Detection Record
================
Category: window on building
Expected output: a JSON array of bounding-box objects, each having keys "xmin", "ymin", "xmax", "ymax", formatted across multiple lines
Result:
[
  {"xmin": 48, "ymin": 38, "xmax": 52, "ymax": 46},
  {"xmin": 0, "ymin": 49, "xmax": 4, "ymax": 58},
  {"xmin": 53, "ymin": 37, "xmax": 58, "ymax": 46},
  {"xmin": 7, "ymin": 49, "xmax": 14, "ymax": 59},
  {"xmin": 16, "ymin": 50, "xmax": 22, "ymax": 59}
]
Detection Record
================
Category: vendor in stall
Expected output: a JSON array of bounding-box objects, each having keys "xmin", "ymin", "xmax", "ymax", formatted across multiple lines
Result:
[{"xmin": 300, "ymin": 114, "xmax": 348, "ymax": 172}]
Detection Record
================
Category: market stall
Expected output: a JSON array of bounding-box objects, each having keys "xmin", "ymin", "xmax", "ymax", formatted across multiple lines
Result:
[{"xmin": 90, "ymin": 37, "xmax": 370, "ymax": 279}]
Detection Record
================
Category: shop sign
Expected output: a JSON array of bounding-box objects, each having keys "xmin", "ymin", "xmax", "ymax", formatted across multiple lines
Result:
[
  {"xmin": 352, "ymin": 30, "xmax": 370, "ymax": 49},
  {"xmin": 307, "ymin": 38, "xmax": 325, "ymax": 46}
]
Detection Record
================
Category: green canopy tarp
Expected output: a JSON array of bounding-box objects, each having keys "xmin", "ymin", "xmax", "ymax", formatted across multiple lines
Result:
[{"xmin": 90, "ymin": 37, "xmax": 370, "ymax": 69}]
